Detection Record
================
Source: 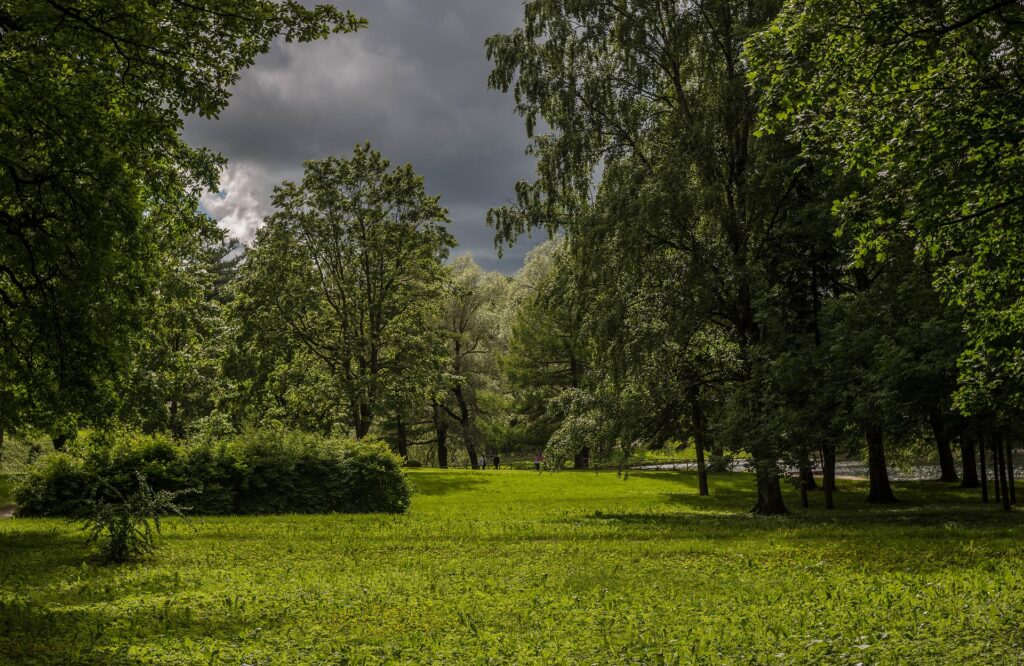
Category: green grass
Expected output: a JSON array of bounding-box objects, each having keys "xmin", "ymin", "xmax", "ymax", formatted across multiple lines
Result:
[{"xmin": 1, "ymin": 470, "xmax": 1022, "ymax": 664}]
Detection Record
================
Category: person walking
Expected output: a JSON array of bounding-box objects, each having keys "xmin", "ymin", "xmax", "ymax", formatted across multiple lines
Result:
[{"xmin": 493, "ymin": 454, "xmax": 500, "ymax": 470}]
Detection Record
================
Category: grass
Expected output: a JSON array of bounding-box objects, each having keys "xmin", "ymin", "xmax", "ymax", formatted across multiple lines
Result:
[{"xmin": 1, "ymin": 469, "xmax": 1022, "ymax": 664}]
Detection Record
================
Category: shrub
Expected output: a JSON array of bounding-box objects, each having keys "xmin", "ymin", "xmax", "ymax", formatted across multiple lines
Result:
[
  {"xmin": 81, "ymin": 472, "xmax": 192, "ymax": 563},
  {"xmin": 15, "ymin": 429, "xmax": 410, "ymax": 517},
  {"xmin": 14, "ymin": 452, "xmax": 99, "ymax": 517}
]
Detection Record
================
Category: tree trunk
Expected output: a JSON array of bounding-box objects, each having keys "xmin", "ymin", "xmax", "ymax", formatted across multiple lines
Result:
[
  {"xmin": 168, "ymin": 399, "xmax": 185, "ymax": 440},
  {"xmin": 994, "ymin": 431, "xmax": 1011, "ymax": 511},
  {"xmin": 354, "ymin": 402, "xmax": 373, "ymax": 439},
  {"xmin": 799, "ymin": 465, "xmax": 817, "ymax": 491},
  {"xmin": 822, "ymin": 443, "xmax": 836, "ymax": 510},
  {"xmin": 979, "ymin": 434, "xmax": 989, "ymax": 503},
  {"xmin": 865, "ymin": 425, "xmax": 898, "ymax": 503},
  {"xmin": 573, "ymin": 446, "xmax": 590, "ymax": 470},
  {"xmin": 431, "ymin": 401, "xmax": 449, "ymax": 469},
  {"xmin": 959, "ymin": 437, "xmax": 980, "ymax": 488},
  {"xmin": 437, "ymin": 430, "xmax": 448, "ymax": 469},
  {"xmin": 993, "ymin": 433, "xmax": 1002, "ymax": 503},
  {"xmin": 929, "ymin": 408, "xmax": 958, "ymax": 482},
  {"xmin": 395, "ymin": 417, "xmax": 409, "ymax": 459},
  {"xmin": 690, "ymin": 388, "xmax": 709, "ymax": 496},
  {"xmin": 1004, "ymin": 427, "xmax": 1017, "ymax": 506},
  {"xmin": 751, "ymin": 463, "xmax": 788, "ymax": 515}
]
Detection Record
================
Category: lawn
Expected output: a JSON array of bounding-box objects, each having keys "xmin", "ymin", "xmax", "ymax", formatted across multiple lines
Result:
[{"xmin": 1, "ymin": 469, "xmax": 1022, "ymax": 665}]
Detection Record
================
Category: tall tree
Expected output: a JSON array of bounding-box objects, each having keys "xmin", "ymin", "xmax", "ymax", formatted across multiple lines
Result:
[
  {"xmin": 0, "ymin": 0, "xmax": 363, "ymax": 434},
  {"xmin": 241, "ymin": 144, "xmax": 453, "ymax": 439},
  {"xmin": 488, "ymin": 0, "xmax": 832, "ymax": 513}
]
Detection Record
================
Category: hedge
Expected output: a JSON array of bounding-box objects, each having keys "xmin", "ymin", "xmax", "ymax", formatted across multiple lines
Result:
[{"xmin": 14, "ymin": 429, "xmax": 410, "ymax": 517}]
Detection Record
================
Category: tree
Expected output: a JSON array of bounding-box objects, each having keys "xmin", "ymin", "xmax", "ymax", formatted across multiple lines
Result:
[
  {"xmin": 503, "ymin": 239, "xmax": 589, "ymax": 466},
  {"xmin": 748, "ymin": 0, "xmax": 1024, "ymax": 419},
  {"xmin": 0, "ymin": 0, "xmax": 363, "ymax": 435},
  {"xmin": 439, "ymin": 256, "xmax": 509, "ymax": 468},
  {"xmin": 241, "ymin": 144, "xmax": 453, "ymax": 440},
  {"xmin": 488, "ymin": 0, "xmax": 835, "ymax": 513}
]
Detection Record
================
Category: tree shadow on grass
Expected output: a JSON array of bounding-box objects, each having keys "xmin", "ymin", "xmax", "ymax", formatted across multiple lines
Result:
[{"xmin": 409, "ymin": 471, "xmax": 489, "ymax": 496}]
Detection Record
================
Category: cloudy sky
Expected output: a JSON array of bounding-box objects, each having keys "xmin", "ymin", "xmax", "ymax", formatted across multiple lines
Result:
[{"xmin": 182, "ymin": 1, "xmax": 540, "ymax": 273}]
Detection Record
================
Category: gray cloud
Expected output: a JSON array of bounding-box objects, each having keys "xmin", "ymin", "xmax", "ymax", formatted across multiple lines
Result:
[{"xmin": 183, "ymin": 0, "xmax": 539, "ymax": 273}]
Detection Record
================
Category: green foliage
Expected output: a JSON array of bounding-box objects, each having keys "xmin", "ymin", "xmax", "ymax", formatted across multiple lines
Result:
[
  {"xmin": 80, "ymin": 472, "xmax": 192, "ymax": 564},
  {"xmin": 237, "ymin": 143, "xmax": 453, "ymax": 439},
  {"xmin": 747, "ymin": 0, "xmax": 1024, "ymax": 413},
  {"xmin": 15, "ymin": 430, "xmax": 410, "ymax": 517},
  {"xmin": 1, "ymin": 470, "xmax": 1022, "ymax": 662},
  {"xmin": 0, "ymin": 0, "xmax": 363, "ymax": 437}
]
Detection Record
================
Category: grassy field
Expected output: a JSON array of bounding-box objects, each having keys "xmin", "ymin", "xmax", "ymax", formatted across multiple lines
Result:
[{"xmin": 1, "ymin": 469, "xmax": 1022, "ymax": 665}]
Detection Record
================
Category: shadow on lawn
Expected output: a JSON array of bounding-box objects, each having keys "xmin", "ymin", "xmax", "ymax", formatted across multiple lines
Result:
[{"xmin": 409, "ymin": 471, "xmax": 490, "ymax": 496}]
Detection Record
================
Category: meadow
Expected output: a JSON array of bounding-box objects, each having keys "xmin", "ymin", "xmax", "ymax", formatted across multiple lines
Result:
[{"xmin": 1, "ymin": 469, "xmax": 1023, "ymax": 665}]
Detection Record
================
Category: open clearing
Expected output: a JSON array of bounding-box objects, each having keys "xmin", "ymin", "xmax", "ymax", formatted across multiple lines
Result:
[{"xmin": 1, "ymin": 469, "xmax": 1022, "ymax": 664}]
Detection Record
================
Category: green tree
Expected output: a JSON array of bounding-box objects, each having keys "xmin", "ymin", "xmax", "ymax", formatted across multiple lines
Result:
[
  {"xmin": 748, "ymin": 0, "xmax": 1024, "ymax": 418},
  {"xmin": 438, "ymin": 256, "xmax": 509, "ymax": 468},
  {"xmin": 0, "ymin": 0, "xmax": 363, "ymax": 436},
  {"xmin": 240, "ymin": 144, "xmax": 453, "ymax": 440},
  {"xmin": 488, "ymin": 0, "xmax": 834, "ymax": 513}
]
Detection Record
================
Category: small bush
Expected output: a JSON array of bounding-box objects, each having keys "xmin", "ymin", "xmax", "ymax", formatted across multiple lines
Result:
[
  {"xmin": 16, "ymin": 429, "xmax": 410, "ymax": 517},
  {"xmin": 81, "ymin": 472, "xmax": 192, "ymax": 563}
]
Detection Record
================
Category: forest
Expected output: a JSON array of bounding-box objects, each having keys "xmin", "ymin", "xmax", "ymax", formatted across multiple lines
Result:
[{"xmin": 1, "ymin": 0, "xmax": 1023, "ymax": 663}]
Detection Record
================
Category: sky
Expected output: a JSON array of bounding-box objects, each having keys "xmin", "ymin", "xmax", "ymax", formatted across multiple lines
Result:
[{"xmin": 182, "ymin": 1, "xmax": 542, "ymax": 273}]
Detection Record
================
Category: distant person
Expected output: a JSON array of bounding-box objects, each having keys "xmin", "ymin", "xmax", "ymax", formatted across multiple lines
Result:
[
  {"xmin": 534, "ymin": 454, "xmax": 541, "ymax": 471},
  {"xmin": 480, "ymin": 457, "xmax": 486, "ymax": 470},
  {"xmin": 493, "ymin": 454, "xmax": 500, "ymax": 470}
]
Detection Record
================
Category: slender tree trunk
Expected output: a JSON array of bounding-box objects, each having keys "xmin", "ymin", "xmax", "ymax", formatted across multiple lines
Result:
[
  {"xmin": 980, "ymin": 434, "xmax": 989, "ymax": 503},
  {"xmin": 1004, "ymin": 427, "xmax": 1016, "ymax": 506},
  {"xmin": 929, "ymin": 407, "xmax": 958, "ymax": 482},
  {"xmin": 168, "ymin": 399, "xmax": 185, "ymax": 440},
  {"xmin": 822, "ymin": 443, "xmax": 836, "ymax": 510},
  {"xmin": 799, "ymin": 465, "xmax": 817, "ymax": 491},
  {"xmin": 995, "ymin": 432, "xmax": 1011, "ymax": 511},
  {"xmin": 431, "ymin": 401, "xmax": 449, "ymax": 469},
  {"xmin": 354, "ymin": 401, "xmax": 373, "ymax": 440},
  {"xmin": 573, "ymin": 446, "xmax": 590, "ymax": 470},
  {"xmin": 959, "ymin": 437, "xmax": 980, "ymax": 488},
  {"xmin": 0, "ymin": 426, "xmax": 4, "ymax": 465},
  {"xmin": 452, "ymin": 383, "xmax": 477, "ymax": 468},
  {"xmin": 993, "ymin": 433, "xmax": 1002, "ymax": 503},
  {"xmin": 394, "ymin": 417, "xmax": 409, "ymax": 459},
  {"xmin": 751, "ymin": 462, "xmax": 788, "ymax": 515},
  {"xmin": 689, "ymin": 388, "xmax": 709, "ymax": 496},
  {"xmin": 437, "ymin": 429, "xmax": 448, "ymax": 469},
  {"xmin": 865, "ymin": 425, "xmax": 898, "ymax": 503}
]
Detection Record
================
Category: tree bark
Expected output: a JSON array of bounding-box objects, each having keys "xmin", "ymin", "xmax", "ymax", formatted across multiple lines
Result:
[
  {"xmin": 452, "ymin": 383, "xmax": 478, "ymax": 468},
  {"xmin": 354, "ymin": 401, "xmax": 373, "ymax": 439},
  {"xmin": 929, "ymin": 407, "xmax": 958, "ymax": 482},
  {"xmin": 865, "ymin": 425, "xmax": 898, "ymax": 503},
  {"xmin": 431, "ymin": 402, "xmax": 449, "ymax": 469},
  {"xmin": 959, "ymin": 437, "xmax": 980, "ymax": 488},
  {"xmin": 689, "ymin": 388, "xmax": 709, "ymax": 496},
  {"xmin": 993, "ymin": 432, "xmax": 1002, "ymax": 503},
  {"xmin": 799, "ymin": 465, "xmax": 817, "ymax": 491},
  {"xmin": 751, "ymin": 463, "xmax": 788, "ymax": 515},
  {"xmin": 394, "ymin": 416, "xmax": 409, "ymax": 459},
  {"xmin": 822, "ymin": 443, "xmax": 836, "ymax": 510},
  {"xmin": 994, "ymin": 432, "xmax": 1011, "ymax": 511},
  {"xmin": 1004, "ymin": 427, "xmax": 1017, "ymax": 506},
  {"xmin": 980, "ymin": 433, "xmax": 989, "ymax": 503}
]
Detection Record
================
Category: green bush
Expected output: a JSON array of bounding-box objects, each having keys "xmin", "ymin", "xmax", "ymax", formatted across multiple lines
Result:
[
  {"xmin": 81, "ymin": 472, "xmax": 192, "ymax": 563},
  {"xmin": 15, "ymin": 430, "xmax": 410, "ymax": 517}
]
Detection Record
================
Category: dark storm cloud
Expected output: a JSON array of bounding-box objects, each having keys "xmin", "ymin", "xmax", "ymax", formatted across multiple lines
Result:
[{"xmin": 182, "ymin": 0, "xmax": 539, "ymax": 273}]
